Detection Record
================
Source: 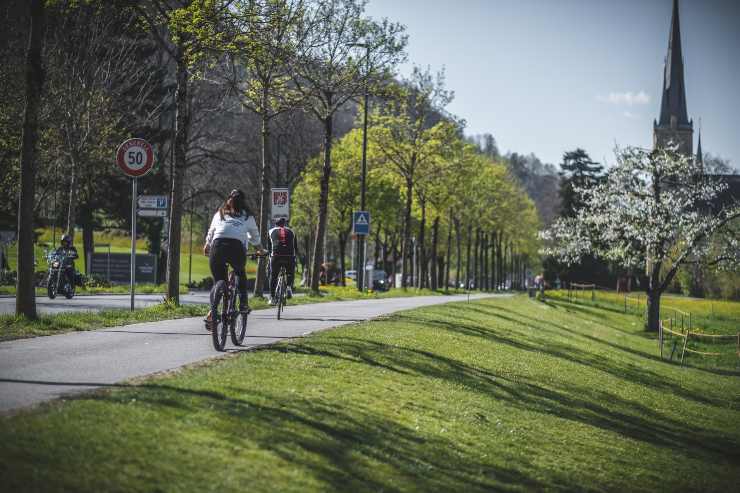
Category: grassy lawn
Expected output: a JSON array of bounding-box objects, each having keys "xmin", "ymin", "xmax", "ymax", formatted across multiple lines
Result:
[
  {"xmin": 1, "ymin": 295, "xmax": 738, "ymax": 492},
  {"xmin": 0, "ymin": 286, "xmax": 444, "ymax": 341},
  {"xmin": 547, "ymin": 289, "xmax": 740, "ymax": 334}
]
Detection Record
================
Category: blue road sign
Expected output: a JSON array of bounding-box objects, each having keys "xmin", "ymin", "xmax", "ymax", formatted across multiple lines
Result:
[{"xmin": 353, "ymin": 211, "xmax": 370, "ymax": 235}]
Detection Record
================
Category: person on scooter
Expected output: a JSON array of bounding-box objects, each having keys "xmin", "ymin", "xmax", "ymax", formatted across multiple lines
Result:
[
  {"xmin": 55, "ymin": 234, "xmax": 78, "ymax": 290},
  {"xmin": 203, "ymin": 189, "xmax": 265, "ymax": 325}
]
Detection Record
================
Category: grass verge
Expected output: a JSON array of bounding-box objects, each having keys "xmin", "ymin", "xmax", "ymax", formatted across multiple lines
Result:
[{"xmin": 1, "ymin": 296, "xmax": 738, "ymax": 491}]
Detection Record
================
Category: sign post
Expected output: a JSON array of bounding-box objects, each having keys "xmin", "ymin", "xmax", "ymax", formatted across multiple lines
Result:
[
  {"xmin": 116, "ymin": 138, "xmax": 155, "ymax": 310},
  {"xmin": 271, "ymin": 188, "xmax": 290, "ymax": 223},
  {"xmin": 352, "ymin": 211, "xmax": 370, "ymax": 291}
]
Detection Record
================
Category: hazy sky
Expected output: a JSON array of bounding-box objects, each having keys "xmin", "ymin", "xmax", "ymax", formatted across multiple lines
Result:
[{"xmin": 364, "ymin": 0, "xmax": 740, "ymax": 168}]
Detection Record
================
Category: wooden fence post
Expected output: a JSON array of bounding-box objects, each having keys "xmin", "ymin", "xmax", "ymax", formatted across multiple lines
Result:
[{"xmin": 680, "ymin": 332, "xmax": 690, "ymax": 366}]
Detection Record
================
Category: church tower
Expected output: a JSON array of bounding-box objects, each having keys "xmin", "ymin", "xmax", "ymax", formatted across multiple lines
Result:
[{"xmin": 654, "ymin": 0, "xmax": 693, "ymax": 156}]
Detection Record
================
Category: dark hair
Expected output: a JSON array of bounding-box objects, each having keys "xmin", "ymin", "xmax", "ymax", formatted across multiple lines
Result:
[
  {"xmin": 218, "ymin": 189, "xmax": 252, "ymax": 220},
  {"xmin": 276, "ymin": 217, "xmax": 287, "ymax": 227}
]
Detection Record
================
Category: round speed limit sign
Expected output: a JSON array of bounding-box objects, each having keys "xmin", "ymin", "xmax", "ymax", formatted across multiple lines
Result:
[{"xmin": 116, "ymin": 138, "xmax": 154, "ymax": 177}]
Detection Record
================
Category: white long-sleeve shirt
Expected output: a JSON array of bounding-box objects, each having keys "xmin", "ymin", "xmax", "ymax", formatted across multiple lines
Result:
[{"xmin": 205, "ymin": 211, "xmax": 262, "ymax": 250}]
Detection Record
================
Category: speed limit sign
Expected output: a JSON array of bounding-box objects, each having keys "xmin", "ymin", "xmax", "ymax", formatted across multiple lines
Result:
[{"xmin": 116, "ymin": 138, "xmax": 154, "ymax": 177}]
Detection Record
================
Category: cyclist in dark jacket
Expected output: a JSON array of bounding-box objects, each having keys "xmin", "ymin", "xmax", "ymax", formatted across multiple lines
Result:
[{"xmin": 267, "ymin": 217, "xmax": 298, "ymax": 304}]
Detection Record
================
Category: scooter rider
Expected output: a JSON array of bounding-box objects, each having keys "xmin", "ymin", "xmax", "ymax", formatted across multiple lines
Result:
[
  {"xmin": 55, "ymin": 234, "xmax": 79, "ymax": 289},
  {"xmin": 204, "ymin": 189, "xmax": 265, "ymax": 321},
  {"xmin": 268, "ymin": 217, "xmax": 298, "ymax": 304}
]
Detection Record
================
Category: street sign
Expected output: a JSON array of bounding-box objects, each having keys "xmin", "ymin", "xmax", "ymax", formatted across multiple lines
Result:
[
  {"xmin": 137, "ymin": 195, "xmax": 168, "ymax": 209},
  {"xmin": 116, "ymin": 138, "xmax": 154, "ymax": 177},
  {"xmin": 271, "ymin": 188, "xmax": 290, "ymax": 221},
  {"xmin": 352, "ymin": 211, "xmax": 370, "ymax": 235},
  {"xmin": 137, "ymin": 209, "xmax": 167, "ymax": 217}
]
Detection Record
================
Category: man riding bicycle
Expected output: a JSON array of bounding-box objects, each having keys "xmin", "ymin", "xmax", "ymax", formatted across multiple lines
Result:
[
  {"xmin": 267, "ymin": 217, "xmax": 298, "ymax": 305},
  {"xmin": 203, "ymin": 189, "xmax": 265, "ymax": 325}
]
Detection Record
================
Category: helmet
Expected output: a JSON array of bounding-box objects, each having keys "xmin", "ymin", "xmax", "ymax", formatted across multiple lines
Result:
[{"xmin": 61, "ymin": 234, "xmax": 72, "ymax": 246}]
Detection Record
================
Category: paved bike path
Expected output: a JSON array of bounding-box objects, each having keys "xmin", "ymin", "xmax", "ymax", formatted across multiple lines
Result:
[{"xmin": 0, "ymin": 294, "xmax": 497, "ymax": 413}]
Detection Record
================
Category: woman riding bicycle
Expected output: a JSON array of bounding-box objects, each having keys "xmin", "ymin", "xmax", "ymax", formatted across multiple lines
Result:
[{"xmin": 203, "ymin": 189, "xmax": 265, "ymax": 325}]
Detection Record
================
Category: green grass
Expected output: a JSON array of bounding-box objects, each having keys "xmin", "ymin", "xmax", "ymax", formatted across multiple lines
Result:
[
  {"xmin": 1, "ymin": 295, "xmax": 739, "ymax": 492},
  {"xmin": 548, "ymin": 289, "xmax": 740, "ymax": 335},
  {"xmin": 0, "ymin": 287, "xmax": 445, "ymax": 341}
]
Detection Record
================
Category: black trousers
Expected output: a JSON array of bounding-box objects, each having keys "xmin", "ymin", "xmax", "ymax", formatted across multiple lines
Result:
[
  {"xmin": 209, "ymin": 238, "xmax": 247, "ymax": 303},
  {"xmin": 269, "ymin": 256, "xmax": 295, "ymax": 297}
]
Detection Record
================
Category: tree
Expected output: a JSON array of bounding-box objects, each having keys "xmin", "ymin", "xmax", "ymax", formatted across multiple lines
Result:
[
  {"xmin": 216, "ymin": 0, "xmax": 306, "ymax": 295},
  {"xmin": 542, "ymin": 146, "xmax": 740, "ymax": 331},
  {"xmin": 558, "ymin": 148, "xmax": 602, "ymax": 217},
  {"xmin": 291, "ymin": 0, "xmax": 406, "ymax": 293},
  {"xmin": 369, "ymin": 66, "xmax": 454, "ymax": 288},
  {"xmin": 16, "ymin": 0, "xmax": 45, "ymax": 319}
]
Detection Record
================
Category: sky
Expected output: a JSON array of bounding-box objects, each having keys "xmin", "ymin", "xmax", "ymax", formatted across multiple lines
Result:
[{"xmin": 364, "ymin": 0, "xmax": 740, "ymax": 168}]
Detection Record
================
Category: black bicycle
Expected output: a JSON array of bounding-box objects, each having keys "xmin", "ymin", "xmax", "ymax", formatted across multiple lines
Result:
[
  {"xmin": 274, "ymin": 264, "xmax": 288, "ymax": 320},
  {"xmin": 208, "ymin": 253, "xmax": 267, "ymax": 351}
]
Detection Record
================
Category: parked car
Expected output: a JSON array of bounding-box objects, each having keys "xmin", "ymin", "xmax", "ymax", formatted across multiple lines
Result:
[
  {"xmin": 345, "ymin": 270, "xmax": 357, "ymax": 281},
  {"xmin": 372, "ymin": 270, "xmax": 389, "ymax": 291}
]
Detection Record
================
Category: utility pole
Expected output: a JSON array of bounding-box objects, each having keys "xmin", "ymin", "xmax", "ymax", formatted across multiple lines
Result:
[{"xmin": 352, "ymin": 42, "xmax": 370, "ymax": 292}]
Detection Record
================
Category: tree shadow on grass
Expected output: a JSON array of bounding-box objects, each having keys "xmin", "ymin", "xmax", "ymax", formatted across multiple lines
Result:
[
  {"xmin": 257, "ymin": 335, "xmax": 740, "ymax": 464},
  {"xmin": 77, "ymin": 382, "xmax": 559, "ymax": 492}
]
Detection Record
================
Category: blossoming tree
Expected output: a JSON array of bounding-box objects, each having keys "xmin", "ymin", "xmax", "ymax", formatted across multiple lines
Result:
[{"xmin": 541, "ymin": 146, "xmax": 739, "ymax": 331}]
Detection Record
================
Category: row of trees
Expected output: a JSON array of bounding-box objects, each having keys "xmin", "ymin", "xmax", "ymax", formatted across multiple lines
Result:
[
  {"xmin": 6, "ymin": 0, "xmax": 541, "ymax": 319},
  {"xmin": 292, "ymin": 67, "xmax": 540, "ymax": 291}
]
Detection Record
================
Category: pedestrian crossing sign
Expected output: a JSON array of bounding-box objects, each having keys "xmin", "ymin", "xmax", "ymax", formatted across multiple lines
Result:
[{"xmin": 353, "ymin": 211, "xmax": 370, "ymax": 235}]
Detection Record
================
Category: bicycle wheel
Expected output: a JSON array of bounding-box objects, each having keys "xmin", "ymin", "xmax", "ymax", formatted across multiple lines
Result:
[
  {"xmin": 230, "ymin": 293, "xmax": 248, "ymax": 346},
  {"xmin": 276, "ymin": 271, "xmax": 286, "ymax": 320},
  {"xmin": 211, "ymin": 280, "xmax": 228, "ymax": 351}
]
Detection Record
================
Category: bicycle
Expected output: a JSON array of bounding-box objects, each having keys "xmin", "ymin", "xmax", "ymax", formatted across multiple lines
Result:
[
  {"xmin": 274, "ymin": 264, "xmax": 288, "ymax": 320},
  {"xmin": 208, "ymin": 253, "xmax": 265, "ymax": 351}
]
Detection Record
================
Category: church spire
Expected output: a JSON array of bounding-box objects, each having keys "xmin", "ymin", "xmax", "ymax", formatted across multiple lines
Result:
[
  {"xmin": 696, "ymin": 128, "xmax": 703, "ymax": 170},
  {"xmin": 653, "ymin": 0, "xmax": 693, "ymax": 156},
  {"xmin": 658, "ymin": 0, "xmax": 690, "ymax": 128}
]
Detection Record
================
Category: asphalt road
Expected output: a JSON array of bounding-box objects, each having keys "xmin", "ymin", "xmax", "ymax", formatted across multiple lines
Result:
[
  {"xmin": 0, "ymin": 293, "xmax": 497, "ymax": 413},
  {"xmin": 0, "ymin": 292, "xmax": 212, "ymax": 315}
]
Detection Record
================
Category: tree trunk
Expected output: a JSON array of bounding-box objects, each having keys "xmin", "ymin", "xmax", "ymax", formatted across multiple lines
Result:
[
  {"xmin": 254, "ymin": 97, "xmax": 271, "ymax": 296},
  {"xmin": 417, "ymin": 199, "xmax": 426, "ymax": 289},
  {"xmin": 646, "ymin": 290, "xmax": 661, "ymax": 332},
  {"xmin": 454, "ymin": 218, "xmax": 461, "ymax": 291},
  {"xmin": 465, "ymin": 224, "xmax": 472, "ymax": 290},
  {"xmin": 165, "ymin": 51, "xmax": 189, "ymax": 304},
  {"xmin": 66, "ymin": 152, "xmax": 78, "ymax": 240},
  {"xmin": 81, "ymin": 207, "xmax": 94, "ymax": 274},
  {"xmin": 16, "ymin": 0, "xmax": 45, "ymax": 319},
  {"xmin": 646, "ymin": 260, "xmax": 663, "ymax": 332},
  {"xmin": 444, "ymin": 212, "xmax": 452, "ymax": 293},
  {"xmin": 430, "ymin": 216, "xmax": 439, "ymax": 290},
  {"xmin": 400, "ymin": 177, "xmax": 413, "ymax": 288},
  {"xmin": 310, "ymin": 112, "xmax": 333, "ymax": 293},
  {"xmin": 472, "ymin": 228, "xmax": 480, "ymax": 290},
  {"xmin": 338, "ymin": 230, "xmax": 347, "ymax": 287}
]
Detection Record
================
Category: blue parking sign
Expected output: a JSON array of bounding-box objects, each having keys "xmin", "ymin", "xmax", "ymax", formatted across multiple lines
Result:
[{"xmin": 353, "ymin": 211, "xmax": 370, "ymax": 235}]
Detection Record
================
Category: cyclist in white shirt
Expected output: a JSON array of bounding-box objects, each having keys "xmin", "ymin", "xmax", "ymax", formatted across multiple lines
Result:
[{"xmin": 204, "ymin": 189, "xmax": 265, "ymax": 323}]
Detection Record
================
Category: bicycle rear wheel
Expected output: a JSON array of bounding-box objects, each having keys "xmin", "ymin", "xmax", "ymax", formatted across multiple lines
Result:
[
  {"xmin": 276, "ymin": 271, "xmax": 286, "ymax": 320},
  {"xmin": 211, "ymin": 280, "xmax": 228, "ymax": 351},
  {"xmin": 230, "ymin": 306, "xmax": 248, "ymax": 346}
]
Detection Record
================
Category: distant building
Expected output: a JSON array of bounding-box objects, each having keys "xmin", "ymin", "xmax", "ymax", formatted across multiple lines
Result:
[
  {"xmin": 653, "ymin": 0, "xmax": 740, "ymax": 205},
  {"xmin": 653, "ymin": 0, "xmax": 692, "ymax": 156}
]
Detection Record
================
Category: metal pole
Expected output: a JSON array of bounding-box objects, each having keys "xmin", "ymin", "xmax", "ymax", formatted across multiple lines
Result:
[
  {"xmin": 357, "ymin": 45, "xmax": 370, "ymax": 293},
  {"xmin": 130, "ymin": 178, "xmax": 137, "ymax": 311}
]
